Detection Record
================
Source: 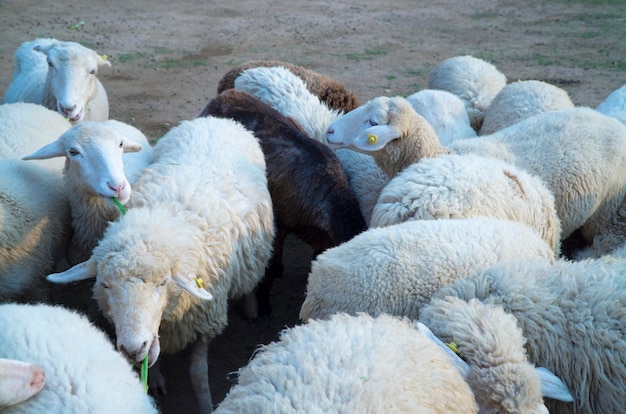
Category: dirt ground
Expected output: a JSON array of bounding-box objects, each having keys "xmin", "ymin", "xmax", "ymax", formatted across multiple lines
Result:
[{"xmin": 1, "ymin": 0, "xmax": 625, "ymax": 412}]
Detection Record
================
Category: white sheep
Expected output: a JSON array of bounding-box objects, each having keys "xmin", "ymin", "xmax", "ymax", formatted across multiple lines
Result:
[
  {"xmin": 215, "ymin": 312, "xmax": 479, "ymax": 413},
  {"xmin": 596, "ymin": 83, "xmax": 626, "ymax": 126},
  {"xmin": 0, "ymin": 102, "xmax": 72, "ymax": 172},
  {"xmin": 23, "ymin": 119, "xmax": 152, "ymax": 265},
  {"xmin": 371, "ymin": 153, "xmax": 562, "ymax": 256},
  {"xmin": 405, "ymin": 88, "xmax": 476, "ymax": 145},
  {"xmin": 479, "ymin": 79, "xmax": 575, "ymax": 135},
  {"xmin": 217, "ymin": 305, "xmax": 570, "ymax": 413},
  {"xmin": 3, "ymin": 38, "xmax": 110, "ymax": 122},
  {"xmin": 426, "ymin": 55, "xmax": 507, "ymax": 131},
  {"xmin": 46, "ymin": 116, "xmax": 275, "ymax": 413},
  {"xmin": 0, "ymin": 302, "xmax": 157, "ymax": 413},
  {"xmin": 0, "ymin": 159, "xmax": 72, "ymax": 303},
  {"xmin": 233, "ymin": 65, "xmax": 389, "ymax": 225},
  {"xmin": 299, "ymin": 217, "xmax": 555, "ymax": 322},
  {"xmin": 325, "ymin": 97, "xmax": 626, "ymax": 243},
  {"xmin": 428, "ymin": 254, "xmax": 626, "ymax": 414}
]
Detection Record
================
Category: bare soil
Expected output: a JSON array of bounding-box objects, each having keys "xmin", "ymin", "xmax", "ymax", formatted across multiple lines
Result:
[{"xmin": 1, "ymin": 0, "xmax": 624, "ymax": 412}]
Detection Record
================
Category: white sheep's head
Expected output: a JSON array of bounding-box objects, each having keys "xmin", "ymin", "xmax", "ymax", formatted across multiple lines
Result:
[
  {"xmin": 34, "ymin": 40, "xmax": 110, "ymax": 122},
  {"xmin": 23, "ymin": 120, "xmax": 144, "ymax": 205},
  {"xmin": 46, "ymin": 213, "xmax": 213, "ymax": 366},
  {"xmin": 0, "ymin": 359, "xmax": 46, "ymax": 408},
  {"xmin": 325, "ymin": 96, "xmax": 417, "ymax": 153},
  {"xmin": 418, "ymin": 298, "xmax": 574, "ymax": 413}
]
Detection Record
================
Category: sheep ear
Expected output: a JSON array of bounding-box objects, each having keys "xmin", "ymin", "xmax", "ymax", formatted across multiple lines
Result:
[
  {"xmin": 415, "ymin": 322, "xmax": 471, "ymax": 378},
  {"xmin": 173, "ymin": 274, "xmax": 213, "ymax": 301},
  {"xmin": 0, "ymin": 359, "xmax": 45, "ymax": 407},
  {"xmin": 535, "ymin": 366, "xmax": 574, "ymax": 402},
  {"xmin": 122, "ymin": 139, "xmax": 144, "ymax": 153},
  {"xmin": 22, "ymin": 140, "xmax": 66, "ymax": 160},
  {"xmin": 95, "ymin": 52, "xmax": 112, "ymax": 68},
  {"xmin": 47, "ymin": 259, "xmax": 97, "ymax": 283},
  {"xmin": 353, "ymin": 124, "xmax": 402, "ymax": 152}
]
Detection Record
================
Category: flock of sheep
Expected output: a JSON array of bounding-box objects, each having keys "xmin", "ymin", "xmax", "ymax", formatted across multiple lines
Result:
[{"xmin": 0, "ymin": 36, "xmax": 626, "ymax": 414}]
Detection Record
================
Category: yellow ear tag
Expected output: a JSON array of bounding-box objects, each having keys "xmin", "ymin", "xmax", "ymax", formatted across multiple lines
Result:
[
  {"xmin": 446, "ymin": 342, "xmax": 459, "ymax": 354},
  {"xmin": 194, "ymin": 277, "xmax": 203, "ymax": 288},
  {"xmin": 367, "ymin": 134, "xmax": 378, "ymax": 145},
  {"xmin": 101, "ymin": 54, "xmax": 108, "ymax": 61}
]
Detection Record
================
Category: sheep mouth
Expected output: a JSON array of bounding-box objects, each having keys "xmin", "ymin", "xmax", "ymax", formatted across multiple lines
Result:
[{"xmin": 146, "ymin": 337, "xmax": 161, "ymax": 367}]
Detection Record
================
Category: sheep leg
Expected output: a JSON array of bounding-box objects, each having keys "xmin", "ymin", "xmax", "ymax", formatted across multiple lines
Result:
[
  {"xmin": 148, "ymin": 360, "xmax": 167, "ymax": 396},
  {"xmin": 255, "ymin": 227, "xmax": 288, "ymax": 319},
  {"xmin": 190, "ymin": 337, "xmax": 212, "ymax": 413}
]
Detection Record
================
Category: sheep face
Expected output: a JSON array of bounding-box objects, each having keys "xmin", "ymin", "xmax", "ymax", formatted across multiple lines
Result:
[
  {"xmin": 0, "ymin": 359, "xmax": 45, "ymax": 408},
  {"xmin": 46, "ymin": 216, "xmax": 213, "ymax": 367},
  {"xmin": 35, "ymin": 42, "xmax": 110, "ymax": 122},
  {"xmin": 325, "ymin": 96, "xmax": 406, "ymax": 153},
  {"xmin": 23, "ymin": 121, "xmax": 144, "ymax": 205}
]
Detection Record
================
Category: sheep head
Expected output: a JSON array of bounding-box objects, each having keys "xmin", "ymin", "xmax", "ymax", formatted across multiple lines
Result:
[
  {"xmin": 23, "ymin": 121, "xmax": 144, "ymax": 205},
  {"xmin": 46, "ymin": 212, "xmax": 213, "ymax": 367},
  {"xmin": 0, "ymin": 359, "xmax": 46, "ymax": 408},
  {"xmin": 420, "ymin": 297, "xmax": 573, "ymax": 413},
  {"xmin": 34, "ymin": 40, "xmax": 110, "ymax": 122}
]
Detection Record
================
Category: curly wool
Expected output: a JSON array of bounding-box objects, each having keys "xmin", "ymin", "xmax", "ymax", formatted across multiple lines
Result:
[
  {"xmin": 430, "ymin": 256, "xmax": 626, "ymax": 414},
  {"xmin": 299, "ymin": 217, "xmax": 555, "ymax": 322},
  {"xmin": 215, "ymin": 313, "xmax": 478, "ymax": 413},
  {"xmin": 0, "ymin": 303, "xmax": 157, "ymax": 414}
]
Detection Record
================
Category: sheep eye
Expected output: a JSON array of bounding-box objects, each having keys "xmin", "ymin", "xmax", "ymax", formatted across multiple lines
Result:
[
  {"xmin": 119, "ymin": 141, "xmax": 124, "ymax": 148},
  {"xmin": 100, "ymin": 282, "xmax": 110, "ymax": 289},
  {"xmin": 89, "ymin": 69, "xmax": 96, "ymax": 75},
  {"xmin": 369, "ymin": 119, "xmax": 378, "ymax": 126},
  {"xmin": 68, "ymin": 148, "xmax": 79, "ymax": 156},
  {"xmin": 157, "ymin": 280, "xmax": 167, "ymax": 288},
  {"xmin": 47, "ymin": 60, "xmax": 54, "ymax": 68}
]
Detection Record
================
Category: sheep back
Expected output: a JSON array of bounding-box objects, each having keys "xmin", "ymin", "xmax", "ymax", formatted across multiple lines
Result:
[
  {"xmin": 215, "ymin": 313, "xmax": 478, "ymax": 413},
  {"xmin": 217, "ymin": 60, "xmax": 360, "ymax": 112},
  {"xmin": 299, "ymin": 217, "xmax": 555, "ymax": 322},
  {"xmin": 479, "ymin": 80, "xmax": 574, "ymax": 135},
  {"xmin": 0, "ymin": 159, "xmax": 71, "ymax": 303},
  {"xmin": 0, "ymin": 303, "xmax": 157, "ymax": 414},
  {"xmin": 372, "ymin": 153, "xmax": 562, "ymax": 256}
]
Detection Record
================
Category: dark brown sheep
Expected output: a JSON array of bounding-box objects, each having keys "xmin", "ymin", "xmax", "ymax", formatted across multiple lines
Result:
[{"xmin": 217, "ymin": 60, "xmax": 361, "ymax": 113}]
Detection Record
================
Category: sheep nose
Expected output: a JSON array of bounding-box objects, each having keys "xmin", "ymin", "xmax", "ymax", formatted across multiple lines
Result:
[
  {"xmin": 108, "ymin": 182, "xmax": 126, "ymax": 195},
  {"xmin": 119, "ymin": 341, "xmax": 148, "ymax": 361},
  {"xmin": 59, "ymin": 103, "xmax": 77, "ymax": 114}
]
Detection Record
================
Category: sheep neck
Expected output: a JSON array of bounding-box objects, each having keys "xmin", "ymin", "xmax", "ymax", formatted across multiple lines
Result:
[{"xmin": 375, "ymin": 119, "xmax": 450, "ymax": 177}]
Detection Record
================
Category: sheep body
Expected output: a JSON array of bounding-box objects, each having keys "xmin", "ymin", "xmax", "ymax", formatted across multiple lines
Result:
[
  {"xmin": 0, "ymin": 159, "xmax": 71, "ymax": 302},
  {"xmin": 406, "ymin": 89, "xmax": 476, "ymax": 145},
  {"xmin": 199, "ymin": 89, "xmax": 366, "ymax": 318},
  {"xmin": 218, "ymin": 60, "xmax": 360, "ymax": 112},
  {"xmin": 299, "ymin": 217, "xmax": 555, "ymax": 322},
  {"xmin": 479, "ymin": 80, "xmax": 574, "ymax": 135},
  {"xmin": 3, "ymin": 38, "xmax": 110, "ymax": 122},
  {"xmin": 215, "ymin": 312, "xmax": 478, "ymax": 413},
  {"xmin": 47, "ymin": 116, "xmax": 274, "ymax": 412},
  {"xmin": 0, "ymin": 303, "xmax": 157, "ymax": 414},
  {"xmin": 234, "ymin": 65, "xmax": 388, "ymax": 225},
  {"xmin": 427, "ymin": 55, "xmax": 507, "ymax": 131},
  {"xmin": 371, "ymin": 153, "xmax": 561, "ymax": 256},
  {"xmin": 429, "ymin": 255, "xmax": 626, "ymax": 414},
  {"xmin": 0, "ymin": 102, "xmax": 71, "ymax": 172}
]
